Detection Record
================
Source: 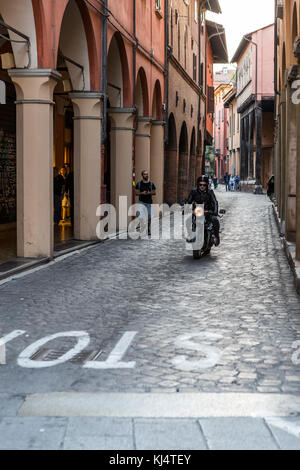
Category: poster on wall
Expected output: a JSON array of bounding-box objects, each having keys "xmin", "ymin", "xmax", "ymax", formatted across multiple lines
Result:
[{"xmin": 0, "ymin": 130, "xmax": 16, "ymax": 224}]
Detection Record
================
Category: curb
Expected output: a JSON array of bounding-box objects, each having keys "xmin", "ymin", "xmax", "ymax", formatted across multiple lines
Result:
[{"xmin": 272, "ymin": 204, "xmax": 300, "ymax": 296}]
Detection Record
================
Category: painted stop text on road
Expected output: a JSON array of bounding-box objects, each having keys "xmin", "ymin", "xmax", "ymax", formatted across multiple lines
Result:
[{"xmin": 0, "ymin": 329, "xmax": 226, "ymax": 370}]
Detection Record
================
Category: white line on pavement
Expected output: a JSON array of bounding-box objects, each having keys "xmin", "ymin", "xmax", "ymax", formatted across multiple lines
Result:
[{"xmin": 18, "ymin": 393, "xmax": 300, "ymax": 419}]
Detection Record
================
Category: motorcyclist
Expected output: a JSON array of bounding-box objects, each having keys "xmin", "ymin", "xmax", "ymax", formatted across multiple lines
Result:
[{"xmin": 186, "ymin": 175, "xmax": 220, "ymax": 246}]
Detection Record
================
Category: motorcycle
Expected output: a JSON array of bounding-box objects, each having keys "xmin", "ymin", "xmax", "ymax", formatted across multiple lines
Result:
[{"xmin": 184, "ymin": 203, "xmax": 225, "ymax": 260}]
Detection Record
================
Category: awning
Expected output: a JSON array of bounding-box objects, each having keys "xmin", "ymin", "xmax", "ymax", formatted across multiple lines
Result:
[
  {"xmin": 206, "ymin": 20, "xmax": 228, "ymax": 64},
  {"xmin": 204, "ymin": 0, "xmax": 222, "ymax": 14}
]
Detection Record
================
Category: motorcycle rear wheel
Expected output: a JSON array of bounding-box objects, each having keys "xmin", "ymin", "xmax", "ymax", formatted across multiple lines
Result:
[{"xmin": 193, "ymin": 250, "xmax": 201, "ymax": 260}]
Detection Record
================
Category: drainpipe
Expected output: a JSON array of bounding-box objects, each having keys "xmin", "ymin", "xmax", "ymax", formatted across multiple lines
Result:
[
  {"xmin": 198, "ymin": 4, "xmax": 202, "ymax": 173},
  {"xmin": 132, "ymin": 0, "xmax": 138, "ymax": 201},
  {"xmin": 133, "ymin": 0, "xmax": 138, "ymax": 120},
  {"xmin": 274, "ymin": 0, "xmax": 279, "ymax": 120},
  {"xmin": 101, "ymin": 0, "xmax": 108, "ymax": 144}
]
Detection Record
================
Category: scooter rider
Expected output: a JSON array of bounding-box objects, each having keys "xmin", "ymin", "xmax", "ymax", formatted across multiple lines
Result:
[{"xmin": 187, "ymin": 175, "xmax": 220, "ymax": 246}]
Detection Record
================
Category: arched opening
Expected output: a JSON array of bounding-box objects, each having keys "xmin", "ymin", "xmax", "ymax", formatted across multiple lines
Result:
[
  {"xmin": 107, "ymin": 32, "xmax": 131, "ymax": 108},
  {"xmin": 152, "ymin": 80, "xmax": 163, "ymax": 121},
  {"xmin": 53, "ymin": 0, "xmax": 92, "ymax": 249},
  {"xmin": 164, "ymin": 113, "xmax": 177, "ymax": 205},
  {"xmin": 136, "ymin": 68, "xmax": 149, "ymax": 118},
  {"xmin": 0, "ymin": 0, "xmax": 38, "ymax": 265},
  {"xmin": 178, "ymin": 122, "xmax": 189, "ymax": 203},
  {"xmin": 135, "ymin": 68, "xmax": 150, "ymax": 191},
  {"xmin": 150, "ymin": 80, "xmax": 164, "ymax": 204},
  {"xmin": 0, "ymin": 19, "xmax": 17, "ymax": 266},
  {"xmin": 189, "ymin": 127, "xmax": 196, "ymax": 188},
  {"xmin": 105, "ymin": 32, "xmax": 132, "ymax": 209}
]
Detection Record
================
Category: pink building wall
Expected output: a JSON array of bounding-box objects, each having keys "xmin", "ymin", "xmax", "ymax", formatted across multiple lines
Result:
[{"xmin": 252, "ymin": 24, "xmax": 275, "ymax": 98}]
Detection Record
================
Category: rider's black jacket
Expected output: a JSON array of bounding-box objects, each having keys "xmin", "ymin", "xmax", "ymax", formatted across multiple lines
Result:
[{"xmin": 187, "ymin": 188, "xmax": 219, "ymax": 216}]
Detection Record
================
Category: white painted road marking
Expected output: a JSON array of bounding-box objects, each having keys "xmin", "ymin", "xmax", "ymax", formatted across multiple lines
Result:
[
  {"xmin": 0, "ymin": 330, "xmax": 26, "ymax": 364},
  {"xmin": 171, "ymin": 332, "xmax": 223, "ymax": 371},
  {"xmin": 17, "ymin": 331, "xmax": 90, "ymax": 368},
  {"xmin": 83, "ymin": 331, "xmax": 137, "ymax": 369},
  {"xmin": 18, "ymin": 392, "xmax": 300, "ymax": 418},
  {"xmin": 266, "ymin": 417, "xmax": 300, "ymax": 439}
]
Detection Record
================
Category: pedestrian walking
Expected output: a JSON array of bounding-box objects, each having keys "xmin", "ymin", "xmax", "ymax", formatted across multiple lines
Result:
[
  {"xmin": 213, "ymin": 176, "xmax": 218, "ymax": 190},
  {"xmin": 267, "ymin": 175, "xmax": 275, "ymax": 200},
  {"xmin": 229, "ymin": 176, "xmax": 235, "ymax": 191},
  {"xmin": 65, "ymin": 163, "xmax": 74, "ymax": 226},
  {"xmin": 135, "ymin": 170, "xmax": 156, "ymax": 235},
  {"xmin": 224, "ymin": 172, "xmax": 230, "ymax": 192},
  {"xmin": 53, "ymin": 167, "xmax": 65, "ymax": 225}
]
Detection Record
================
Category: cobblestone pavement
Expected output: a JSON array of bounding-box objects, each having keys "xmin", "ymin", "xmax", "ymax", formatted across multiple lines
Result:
[{"xmin": 1, "ymin": 187, "xmax": 300, "ymax": 450}]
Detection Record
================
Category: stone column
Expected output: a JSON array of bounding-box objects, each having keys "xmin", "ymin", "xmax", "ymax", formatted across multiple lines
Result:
[
  {"xmin": 135, "ymin": 117, "xmax": 151, "ymax": 184},
  {"xmin": 280, "ymin": 92, "xmax": 287, "ymax": 225},
  {"xmin": 108, "ymin": 108, "xmax": 135, "ymax": 229},
  {"xmin": 150, "ymin": 121, "xmax": 165, "ymax": 205},
  {"xmin": 69, "ymin": 92, "xmax": 102, "ymax": 241},
  {"xmin": 285, "ymin": 74, "xmax": 297, "ymax": 242},
  {"xmin": 255, "ymin": 105, "xmax": 263, "ymax": 186},
  {"xmin": 8, "ymin": 69, "xmax": 60, "ymax": 258},
  {"xmin": 249, "ymin": 111, "xmax": 254, "ymax": 179}
]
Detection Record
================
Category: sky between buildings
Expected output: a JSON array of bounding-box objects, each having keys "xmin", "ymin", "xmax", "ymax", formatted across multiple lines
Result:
[{"xmin": 206, "ymin": 0, "xmax": 275, "ymax": 68}]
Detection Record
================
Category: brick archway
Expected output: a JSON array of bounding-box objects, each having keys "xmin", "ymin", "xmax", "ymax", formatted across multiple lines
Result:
[
  {"xmin": 152, "ymin": 79, "xmax": 163, "ymax": 120},
  {"xmin": 189, "ymin": 127, "xmax": 196, "ymax": 188},
  {"xmin": 32, "ymin": 0, "xmax": 99, "ymax": 89},
  {"xmin": 178, "ymin": 122, "xmax": 189, "ymax": 203},
  {"xmin": 165, "ymin": 113, "xmax": 178, "ymax": 205},
  {"xmin": 136, "ymin": 67, "xmax": 149, "ymax": 117},
  {"xmin": 107, "ymin": 32, "xmax": 131, "ymax": 108}
]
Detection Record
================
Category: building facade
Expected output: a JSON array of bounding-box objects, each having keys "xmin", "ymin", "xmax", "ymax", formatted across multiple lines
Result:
[
  {"xmin": 223, "ymin": 86, "xmax": 241, "ymax": 178},
  {"xmin": 214, "ymin": 82, "xmax": 231, "ymax": 178},
  {"xmin": 0, "ymin": 0, "xmax": 165, "ymax": 265},
  {"xmin": 205, "ymin": 25, "xmax": 229, "ymax": 177},
  {"xmin": 274, "ymin": 0, "xmax": 300, "ymax": 266},
  {"xmin": 164, "ymin": 0, "xmax": 224, "ymax": 205},
  {"xmin": 232, "ymin": 24, "xmax": 275, "ymax": 192}
]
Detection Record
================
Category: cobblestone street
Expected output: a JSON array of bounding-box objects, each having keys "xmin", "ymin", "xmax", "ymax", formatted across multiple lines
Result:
[{"xmin": 1, "ymin": 188, "xmax": 300, "ymax": 450}]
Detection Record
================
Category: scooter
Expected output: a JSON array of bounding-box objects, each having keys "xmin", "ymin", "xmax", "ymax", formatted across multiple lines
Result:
[{"xmin": 184, "ymin": 203, "xmax": 225, "ymax": 259}]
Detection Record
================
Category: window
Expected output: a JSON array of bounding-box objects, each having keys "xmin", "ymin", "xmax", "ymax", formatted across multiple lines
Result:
[
  {"xmin": 200, "ymin": 62, "xmax": 204, "ymax": 86},
  {"xmin": 194, "ymin": 0, "xmax": 198, "ymax": 22},
  {"xmin": 155, "ymin": 0, "xmax": 163, "ymax": 18},
  {"xmin": 155, "ymin": 0, "xmax": 161, "ymax": 10},
  {"xmin": 193, "ymin": 54, "xmax": 197, "ymax": 82}
]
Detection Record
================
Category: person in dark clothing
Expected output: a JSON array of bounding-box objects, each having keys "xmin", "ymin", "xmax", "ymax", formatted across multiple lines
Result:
[
  {"xmin": 135, "ymin": 170, "xmax": 156, "ymax": 235},
  {"xmin": 64, "ymin": 164, "xmax": 74, "ymax": 225},
  {"xmin": 187, "ymin": 175, "xmax": 220, "ymax": 246},
  {"xmin": 224, "ymin": 172, "xmax": 230, "ymax": 191},
  {"xmin": 267, "ymin": 175, "xmax": 274, "ymax": 199},
  {"xmin": 53, "ymin": 167, "xmax": 65, "ymax": 224}
]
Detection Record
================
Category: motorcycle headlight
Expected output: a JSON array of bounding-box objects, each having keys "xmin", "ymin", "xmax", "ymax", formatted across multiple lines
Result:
[{"xmin": 194, "ymin": 207, "xmax": 204, "ymax": 217}]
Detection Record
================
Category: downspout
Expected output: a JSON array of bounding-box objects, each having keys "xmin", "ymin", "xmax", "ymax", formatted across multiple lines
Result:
[
  {"xmin": 133, "ymin": 0, "xmax": 138, "ymax": 201},
  {"xmin": 274, "ymin": 0, "xmax": 279, "ymax": 120},
  {"xmin": 101, "ymin": 0, "xmax": 108, "ymax": 144},
  {"xmin": 163, "ymin": 0, "xmax": 169, "ymax": 203},
  {"xmin": 198, "ymin": 4, "xmax": 203, "ymax": 174}
]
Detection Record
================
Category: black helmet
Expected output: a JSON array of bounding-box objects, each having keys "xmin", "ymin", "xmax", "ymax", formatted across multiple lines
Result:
[{"xmin": 197, "ymin": 175, "xmax": 209, "ymax": 186}]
